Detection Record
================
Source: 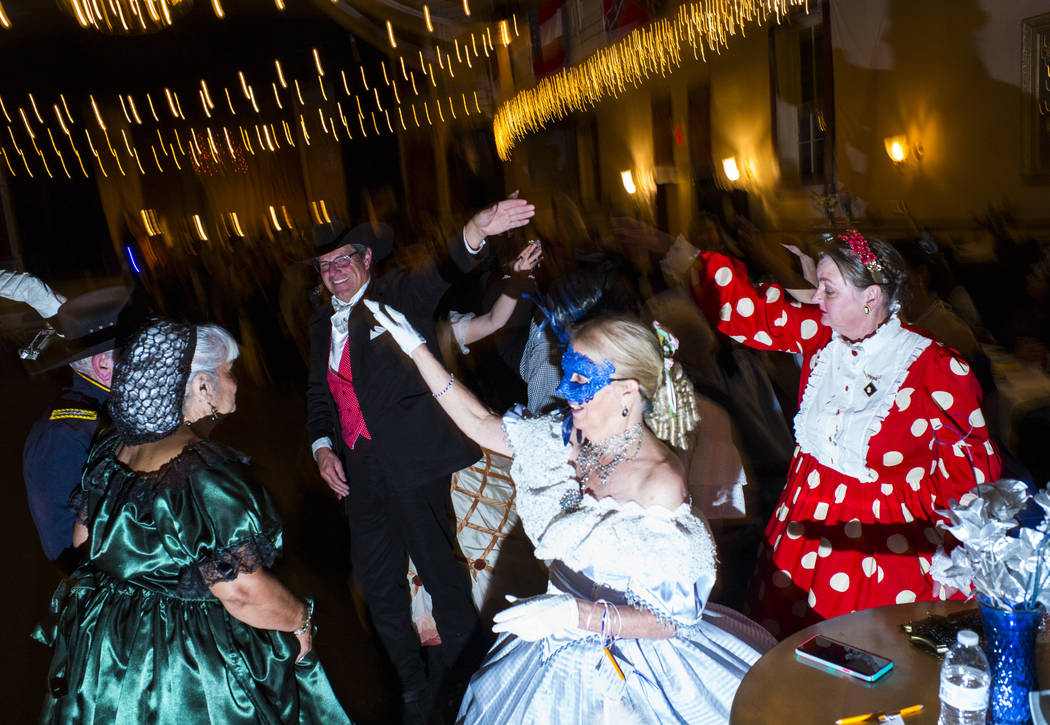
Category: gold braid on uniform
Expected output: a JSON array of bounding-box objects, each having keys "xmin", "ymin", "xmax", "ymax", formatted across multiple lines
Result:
[{"xmin": 644, "ymin": 360, "xmax": 700, "ymax": 450}]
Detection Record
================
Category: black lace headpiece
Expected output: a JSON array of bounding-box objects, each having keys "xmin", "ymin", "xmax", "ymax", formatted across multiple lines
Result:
[{"xmin": 110, "ymin": 320, "xmax": 197, "ymax": 445}]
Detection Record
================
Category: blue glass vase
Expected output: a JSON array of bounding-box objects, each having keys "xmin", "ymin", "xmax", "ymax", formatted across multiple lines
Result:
[{"xmin": 978, "ymin": 597, "xmax": 1043, "ymax": 725}]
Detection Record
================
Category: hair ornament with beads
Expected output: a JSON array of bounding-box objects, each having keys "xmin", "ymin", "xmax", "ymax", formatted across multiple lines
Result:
[
  {"xmin": 838, "ymin": 229, "xmax": 886, "ymax": 284},
  {"xmin": 644, "ymin": 320, "xmax": 698, "ymax": 450},
  {"xmin": 651, "ymin": 321, "xmax": 680, "ymax": 417}
]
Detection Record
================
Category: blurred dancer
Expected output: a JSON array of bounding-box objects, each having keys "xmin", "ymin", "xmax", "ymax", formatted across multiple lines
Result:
[{"xmin": 305, "ymin": 198, "xmax": 534, "ymax": 723}]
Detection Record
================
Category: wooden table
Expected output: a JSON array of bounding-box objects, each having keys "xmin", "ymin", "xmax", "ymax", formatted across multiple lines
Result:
[{"xmin": 730, "ymin": 601, "xmax": 1049, "ymax": 724}]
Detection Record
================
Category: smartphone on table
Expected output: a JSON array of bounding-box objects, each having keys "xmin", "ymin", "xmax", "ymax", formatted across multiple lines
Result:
[{"xmin": 794, "ymin": 634, "xmax": 894, "ymax": 682}]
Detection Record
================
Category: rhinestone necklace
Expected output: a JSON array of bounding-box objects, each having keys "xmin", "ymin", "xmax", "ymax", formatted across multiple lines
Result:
[{"xmin": 574, "ymin": 423, "xmax": 644, "ymax": 488}]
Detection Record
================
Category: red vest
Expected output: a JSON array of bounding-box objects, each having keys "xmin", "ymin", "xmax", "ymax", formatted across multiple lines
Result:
[{"xmin": 327, "ymin": 338, "xmax": 371, "ymax": 449}]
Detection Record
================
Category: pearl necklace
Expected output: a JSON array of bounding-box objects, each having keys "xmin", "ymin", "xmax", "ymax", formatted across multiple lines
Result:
[{"xmin": 574, "ymin": 423, "xmax": 644, "ymax": 489}]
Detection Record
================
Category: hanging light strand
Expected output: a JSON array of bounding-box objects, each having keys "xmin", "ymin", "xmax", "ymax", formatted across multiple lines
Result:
[{"xmin": 493, "ymin": 0, "xmax": 807, "ymax": 159}]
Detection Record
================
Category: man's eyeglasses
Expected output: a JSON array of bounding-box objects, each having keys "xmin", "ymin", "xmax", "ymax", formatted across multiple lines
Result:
[{"xmin": 315, "ymin": 251, "xmax": 361, "ymax": 274}]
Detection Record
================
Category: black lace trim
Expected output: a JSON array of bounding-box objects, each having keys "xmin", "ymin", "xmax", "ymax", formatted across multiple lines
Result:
[
  {"xmin": 68, "ymin": 487, "xmax": 87, "ymax": 523},
  {"xmin": 78, "ymin": 434, "xmax": 249, "ymax": 510},
  {"xmin": 176, "ymin": 532, "xmax": 279, "ymax": 597}
]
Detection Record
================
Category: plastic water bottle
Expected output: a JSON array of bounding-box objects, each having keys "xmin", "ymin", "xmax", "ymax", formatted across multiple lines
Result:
[{"xmin": 938, "ymin": 629, "xmax": 990, "ymax": 725}]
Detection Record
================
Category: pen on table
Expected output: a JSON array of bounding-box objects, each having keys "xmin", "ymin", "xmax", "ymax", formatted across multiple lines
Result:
[{"xmin": 835, "ymin": 703, "xmax": 923, "ymax": 725}]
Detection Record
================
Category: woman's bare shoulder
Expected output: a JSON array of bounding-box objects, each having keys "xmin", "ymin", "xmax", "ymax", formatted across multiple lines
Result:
[{"xmin": 634, "ymin": 452, "xmax": 688, "ymax": 510}]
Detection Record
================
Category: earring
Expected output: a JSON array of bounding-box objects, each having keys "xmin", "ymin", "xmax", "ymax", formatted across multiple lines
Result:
[
  {"xmin": 863, "ymin": 305, "xmax": 871, "ymax": 315},
  {"xmin": 622, "ymin": 406, "xmax": 629, "ymax": 418},
  {"xmin": 209, "ymin": 403, "xmax": 220, "ymax": 422}
]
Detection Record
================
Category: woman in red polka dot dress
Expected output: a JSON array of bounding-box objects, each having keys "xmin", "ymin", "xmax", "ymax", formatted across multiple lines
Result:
[{"xmin": 691, "ymin": 230, "xmax": 1001, "ymax": 638}]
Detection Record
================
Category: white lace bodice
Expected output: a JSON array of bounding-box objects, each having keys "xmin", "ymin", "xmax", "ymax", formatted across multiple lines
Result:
[{"xmin": 795, "ymin": 315, "xmax": 931, "ymax": 481}]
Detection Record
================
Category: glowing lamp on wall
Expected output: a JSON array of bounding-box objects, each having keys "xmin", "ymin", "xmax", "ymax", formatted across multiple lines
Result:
[
  {"xmin": 722, "ymin": 157, "xmax": 741, "ymax": 182},
  {"xmin": 621, "ymin": 169, "xmax": 636, "ymax": 195},
  {"xmin": 884, "ymin": 135, "xmax": 908, "ymax": 164}
]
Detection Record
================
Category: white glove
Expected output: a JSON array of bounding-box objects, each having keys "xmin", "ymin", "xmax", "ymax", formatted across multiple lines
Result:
[
  {"xmin": 491, "ymin": 593, "xmax": 578, "ymax": 641},
  {"xmin": 363, "ymin": 299, "xmax": 425, "ymax": 355}
]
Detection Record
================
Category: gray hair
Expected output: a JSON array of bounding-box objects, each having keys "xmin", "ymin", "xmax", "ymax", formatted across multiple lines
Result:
[
  {"xmin": 69, "ymin": 350, "xmax": 114, "ymax": 378},
  {"xmin": 69, "ymin": 357, "xmax": 95, "ymax": 376},
  {"xmin": 185, "ymin": 324, "xmax": 239, "ymax": 397}
]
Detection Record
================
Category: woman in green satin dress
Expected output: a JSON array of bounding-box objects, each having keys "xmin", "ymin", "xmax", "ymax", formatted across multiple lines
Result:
[{"xmin": 38, "ymin": 320, "xmax": 351, "ymax": 724}]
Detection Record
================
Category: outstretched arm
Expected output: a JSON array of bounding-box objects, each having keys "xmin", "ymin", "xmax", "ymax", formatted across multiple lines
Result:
[
  {"xmin": 365, "ymin": 300, "xmax": 513, "ymax": 456},
  {"xmin": 461, "ymin": 241, "xmax": 542, "ymax": 346}
]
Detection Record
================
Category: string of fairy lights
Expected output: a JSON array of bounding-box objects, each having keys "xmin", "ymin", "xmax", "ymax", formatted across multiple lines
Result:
[
  {"xmin": 0, "ymin": 13, "xmax": 520, "ymax": 184},
  {"xmin": 493, "ymin": 0, "xmax": 810, "ymax": 159}
]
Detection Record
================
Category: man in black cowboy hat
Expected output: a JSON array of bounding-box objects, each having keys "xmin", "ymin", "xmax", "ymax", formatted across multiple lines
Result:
[
  {"xmin": 305, "ymin": 197, "xmax": 534, "ymax": 723},
  {"xmin": 22, "ymin": 287, "xmax": 138, "ymax": 572}
]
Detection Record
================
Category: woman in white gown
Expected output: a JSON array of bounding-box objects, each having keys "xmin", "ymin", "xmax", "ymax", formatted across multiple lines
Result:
[{"xmin": 367, "ymin": 302, "xmax": 775, "ymax": 724}]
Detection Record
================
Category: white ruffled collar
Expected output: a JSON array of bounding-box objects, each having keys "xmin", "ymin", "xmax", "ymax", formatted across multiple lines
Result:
[{"xmin": 795, "ymin": 315, "xmax": 930, "ymax": 481}]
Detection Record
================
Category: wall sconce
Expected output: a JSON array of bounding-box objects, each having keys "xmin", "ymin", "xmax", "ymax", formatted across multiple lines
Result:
[
  {"xmin": 722, "ymin": 157, "xmax": 741, "ymax": 182},
  {"xmin": 884, "ymin": 135, "xmax": 923, "ymax": 166},
  {"xmin": 621, "ymin": 169, "xmax": 636, "ymax": 195},
  {"xmin": 884, "ymin": 135, "xmax": 908, "ymax": 164},
  {"xmin": 722, "ymin": 156, "xmax": 753, "ymax": 187}
]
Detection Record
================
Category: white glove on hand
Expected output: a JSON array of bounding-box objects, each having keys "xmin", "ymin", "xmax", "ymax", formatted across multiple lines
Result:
[
  {"xmin": 363, "ymin": 299, "xmax": 425, "ymax": 355},
  {"xmin": 491, "ymin": 593, "xmax": 578, "ymax": 642}
]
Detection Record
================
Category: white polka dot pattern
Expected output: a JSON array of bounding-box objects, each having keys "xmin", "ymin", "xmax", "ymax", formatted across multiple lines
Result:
[
  {"xmin": 931, "ymin": 391, "xmax": 954, "ymax": 410},
  {"xmin": 883, "ymin": 451, "xmax": 903, "ymax": 466},
  {"xmin": 714, "ymin": 267, "xmax": 733, "ymax": 286},
  {"xmin": 910, "ymin": 419, "xmax": 928, "ymax": 437},
  {"xmin": 845, "ymin": 519, "xmax": 862, "ymax": 539},
  {"xmin": 895, "ymin": 388, "xmax": 914, "ymax": 411},
  {"xmin": 719, "ymin": 303, "xmax": 731, "ymax": 321},
  {"xmin": 800, "ymin": 319, "xmax": 818, "ymax": 339},
  {"xmin": 896, "ymin": 589, "xmax": 916, "ymax": 604},
  {"xmin": 754, "ymin": 331, "xmax": 773, "ymax": 346},
  {"xmin": 765, "ymin": 286, "xmax": 781, "ymax": 303},
  {"xmin": 737, "ymin": 298, "xmax": 755, "ymax": 317},
  {"xmin": 887, "ymin": 534, "xmax": 909, "ymax": 554},
  {"xmin": 829, "ymin": 573, "xmax": 850, "ymax": 592}
]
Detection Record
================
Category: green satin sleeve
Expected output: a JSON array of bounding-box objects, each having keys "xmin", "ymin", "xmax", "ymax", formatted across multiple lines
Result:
[{"xmin": 156, "ymin": 453, "xmax": 284, "ymax": 594}]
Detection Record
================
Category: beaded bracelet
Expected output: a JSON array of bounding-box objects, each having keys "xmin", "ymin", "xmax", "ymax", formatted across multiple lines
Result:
[
  {"xmin": 433, "ymin": 373, "xmax": 455, "ymax": 398},
  {"xmin": 293, "ymin": 598, "xmax": 314, "ymax": 636}
]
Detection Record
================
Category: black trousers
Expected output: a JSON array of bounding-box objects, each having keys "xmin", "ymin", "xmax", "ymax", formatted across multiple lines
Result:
[{"xmin": 344, "ymin": 438, "xmax": 479, "ymax": 695}]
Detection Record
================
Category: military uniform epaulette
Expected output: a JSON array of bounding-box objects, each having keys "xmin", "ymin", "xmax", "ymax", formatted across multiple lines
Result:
[{"xmin": 49, "ymin": 408, "xmax": 98, "ymax": 421}]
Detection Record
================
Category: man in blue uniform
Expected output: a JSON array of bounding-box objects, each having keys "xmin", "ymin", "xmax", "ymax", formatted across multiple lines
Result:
[{"xmin": 22, "ymin": 287, "xmax": 136, "ymax": 572}]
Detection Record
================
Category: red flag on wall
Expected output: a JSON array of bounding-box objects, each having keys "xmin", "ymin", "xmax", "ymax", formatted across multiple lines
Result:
[{"xmin": 531, "ymin": 0, "xmax": 567, "ymax": 79}]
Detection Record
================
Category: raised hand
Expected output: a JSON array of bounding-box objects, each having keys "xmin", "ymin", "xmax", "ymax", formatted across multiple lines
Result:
[
  {"xmin": 782, "ymin": 243, "xmax": 817, "ymax": 286},
  {"xmin": 465, "ymin": 195, "xmax": 536, "ymax": 249},
  {"xmin": 513, "ymin": 240, "xmax": 543, "ymax": 273}
]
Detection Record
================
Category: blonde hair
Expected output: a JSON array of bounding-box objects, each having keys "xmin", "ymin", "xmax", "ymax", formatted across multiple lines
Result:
[{"xmin": 571, "ymin": 315, "xmax": 699, "ymax": 449}]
